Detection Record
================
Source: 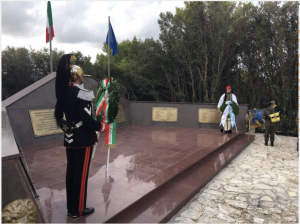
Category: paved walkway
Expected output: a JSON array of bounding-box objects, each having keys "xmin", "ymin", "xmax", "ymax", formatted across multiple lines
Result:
[{"xmin": 169, "ymin": 133, "xmax": 298, "ymax": 223}]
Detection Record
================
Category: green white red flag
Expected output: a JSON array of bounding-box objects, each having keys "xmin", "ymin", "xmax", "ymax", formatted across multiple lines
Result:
[{"xmin": 46, "ymin": 1, "xmax": 55, "ymax": 43}]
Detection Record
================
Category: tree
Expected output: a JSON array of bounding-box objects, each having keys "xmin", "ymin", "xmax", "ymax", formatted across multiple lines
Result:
[
  {"xmin": 2, "ymin": 1, "xmax": 298, "ymax": 112},
  {"xmin": 2, "ymin": 46, "xmax": 64, "ymax": 100}
]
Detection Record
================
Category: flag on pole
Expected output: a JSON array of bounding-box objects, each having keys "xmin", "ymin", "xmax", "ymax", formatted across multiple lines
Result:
[
  {"xmin": 106, "ymin": 23, "xmax": 118, "ymax": 56},
  {"xmin": 46, "ymin": 1, "xmax": 55, "ymax": 43}
]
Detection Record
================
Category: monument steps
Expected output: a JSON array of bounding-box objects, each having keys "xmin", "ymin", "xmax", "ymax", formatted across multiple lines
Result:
[{"xmin": 105, "ymin": 133, "xmax": 255, "ymax": 223}]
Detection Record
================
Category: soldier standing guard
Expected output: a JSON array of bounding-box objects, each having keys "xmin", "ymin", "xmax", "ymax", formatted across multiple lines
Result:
[
  {"xmin": 217, "ymin": 86, "xmax": 238, "ymax": 134},
  {"xmin": 54, "ymin": 54, "xmax": 106, "ymax": 218},
  {"xmin": 262, "ymin": 100, "xmax": 276, "ymax": 146}
]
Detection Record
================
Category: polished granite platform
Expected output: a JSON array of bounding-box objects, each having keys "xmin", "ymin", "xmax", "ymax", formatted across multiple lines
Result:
[{"xmin": 21, "ymin": 126, "xmax": 254, "ymax": 223}]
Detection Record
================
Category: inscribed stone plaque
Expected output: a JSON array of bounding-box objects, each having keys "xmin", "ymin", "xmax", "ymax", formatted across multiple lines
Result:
[
  {"xmin": 29, "ymin": 109, "xmax": 63, "ymax": 137},
  {"xmin": 198, "ymin": 109, "xmax": 222, "ymax": 123},
  {"xmin": 115, "ymin": 104, "xmax": 126, "ymax": 124},
  {"xmin": 152, "ymin": 107, "xmax": 178, "ymax": 122}
]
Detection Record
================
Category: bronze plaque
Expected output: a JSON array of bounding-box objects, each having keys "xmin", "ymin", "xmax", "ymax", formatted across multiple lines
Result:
[
  {"xmin": 29, "ymin": 109, "xmax": 63, "ymax": 137},
  {"xmin": 115, "ymin": 104, "xmax": 126, "ymax": 124},
  {"xmin": 152, "ymin": 107, "xmax": 178, "ymax": 122},
  {"xmin": 198, "ymin": 109, "xmax": 222, "ymax": 123}
]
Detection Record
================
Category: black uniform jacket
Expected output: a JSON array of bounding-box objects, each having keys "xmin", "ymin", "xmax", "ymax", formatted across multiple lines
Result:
[{"xmin": 63, "ymin": 83, "xmax": 101, "ymax": 148}]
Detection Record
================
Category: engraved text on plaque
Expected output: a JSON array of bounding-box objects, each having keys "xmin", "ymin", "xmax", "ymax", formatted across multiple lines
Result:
[
  {"xmin": 152, "ymin": 107, "xmax": 178, "ymax": 122},
  {"xmin": 198, "ymin": 109, "xmax": 222, "ymax": 123},
  {"xmin": 29, "ymin": 109, "xmax": 63, "ymax": 137}
]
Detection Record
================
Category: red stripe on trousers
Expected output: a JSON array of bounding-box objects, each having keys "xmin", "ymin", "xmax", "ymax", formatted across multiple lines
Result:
[
  {"xmin": 78, "ymin": 147, "xmax": 90, "ymax": 215},
  {"xmin": 82, "ymin": 148, "xmax": 90, "ymax": 212}
]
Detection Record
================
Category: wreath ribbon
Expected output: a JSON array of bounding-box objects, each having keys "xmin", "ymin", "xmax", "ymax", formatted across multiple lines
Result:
[
  {"xmin": 95, "ymin": 78, "xmax": 116, "ymax": 148},
  {"xmin": 220, "ymin": 101, "xmax": 236, "ymax": 128}
]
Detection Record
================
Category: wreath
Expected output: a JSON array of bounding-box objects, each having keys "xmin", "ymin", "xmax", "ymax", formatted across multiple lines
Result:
[
  {"xmin": 93, "ymin": 78, "xmax": 120, "ymax": 123},
  {"xmin": 220, "ymin": 101, "xmax": 239, "ymax": 118}
]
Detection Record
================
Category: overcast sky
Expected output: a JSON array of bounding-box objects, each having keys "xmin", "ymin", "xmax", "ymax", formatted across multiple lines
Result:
[{"xmin": 2, "ymin": 1, "xmax": 186, "ymax": 63}]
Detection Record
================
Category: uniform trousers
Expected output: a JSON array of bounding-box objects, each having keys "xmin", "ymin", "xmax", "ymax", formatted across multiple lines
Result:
[
  {"xmin": 66, "ymin": 147, "xmax": 92, "ymax": 216},
  {"xmin": 265, "ymin": 126, "xmax": 275, "ymax": 142}
]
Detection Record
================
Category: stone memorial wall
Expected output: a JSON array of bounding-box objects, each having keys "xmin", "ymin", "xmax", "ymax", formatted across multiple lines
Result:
[
  {"xmin": 2, "ymin": 73, "xmax": 133, "ymax": 147},
  {"xmin": 130, "ymin": 101, "xmax": 248, "ymax": 132},
  {"xmin": 3, "ymin": 72, "xmax": 247, "ymax": 148}
]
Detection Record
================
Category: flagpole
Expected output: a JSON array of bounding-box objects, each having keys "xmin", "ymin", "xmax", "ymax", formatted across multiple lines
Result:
[
  {"xmin": 49, "ymin": 30, "xmax": 53, "ymax": 73},
  {"xmin": 106, "ymin": 16, "xmax": 111, "ymax": 172},
  {"xmin": 48, "ymin": 1, "xmax": 53, "ymax": 74},
  {"xmin": 108, "ymin": 16, "xmax": 110, "ymax": 78}
]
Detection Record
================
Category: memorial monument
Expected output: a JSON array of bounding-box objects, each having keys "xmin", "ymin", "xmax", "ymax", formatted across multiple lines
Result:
[{"xmin": 2, "ymin": 72, "xmax": 254, "ymax": 223}]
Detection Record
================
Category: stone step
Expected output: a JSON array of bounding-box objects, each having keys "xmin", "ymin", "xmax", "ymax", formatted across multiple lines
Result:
[{"xmin": 105, "ymin": 133, "xmax": 255, "ymax": 223}]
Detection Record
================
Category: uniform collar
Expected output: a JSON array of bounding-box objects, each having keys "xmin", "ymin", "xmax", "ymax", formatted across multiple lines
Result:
[{"xmin": 69, "ymin": 82, "xmax": 84, "ymax": 89}]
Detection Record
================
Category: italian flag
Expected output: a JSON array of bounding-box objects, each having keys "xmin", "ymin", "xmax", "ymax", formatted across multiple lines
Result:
[{"xmin": 46, "ymin": 1, "xmax": 55, "ymax": 43}]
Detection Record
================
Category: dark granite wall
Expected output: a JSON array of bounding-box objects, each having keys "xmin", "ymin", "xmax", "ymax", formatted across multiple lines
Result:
[
  {"xmin": 130, "ymin": 101, "xmax": 248, "ymax": 132},
  {"xmin": 5, "ymin": 78, "xmax": 61, "ymax": 147},
  {"xmin": 4, "ymin": 73, "xmax": 247, "ymax": 147},
  {"xmin": 5, "ymin": 75, "xmax": 132, "ymax": 147}
]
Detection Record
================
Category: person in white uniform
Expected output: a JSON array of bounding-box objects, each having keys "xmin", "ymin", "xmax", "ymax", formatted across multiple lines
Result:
[{"xmin": 217, "ymin": 86, "xmax": 238, "ymax": 134}]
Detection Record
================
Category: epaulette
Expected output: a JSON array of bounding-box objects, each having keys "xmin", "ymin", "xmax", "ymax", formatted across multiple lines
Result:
[{"xmin": 77, "ymin": 89, "xmax": 95, "ymax": 101}]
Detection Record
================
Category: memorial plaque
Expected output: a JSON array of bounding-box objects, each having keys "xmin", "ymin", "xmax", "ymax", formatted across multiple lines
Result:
[
  {"xmin": 198, "ymin": 109, "xmax": 222, "ymax": 123},
  {"xmin": 152, "ymin": 107, "xmax": 178, "ymax": 122},
  {"xmin": 115, "ymin": 104, "xmax": 126, "ymax": 124},
  {"xmin": 29, "ymin": 109, "xmax": 63, "ymax": 137}
]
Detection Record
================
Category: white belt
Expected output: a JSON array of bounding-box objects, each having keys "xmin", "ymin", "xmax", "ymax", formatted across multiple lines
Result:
[{"xmin": 75, "ymin": 121, "xmax": 83, "ymax": 128}]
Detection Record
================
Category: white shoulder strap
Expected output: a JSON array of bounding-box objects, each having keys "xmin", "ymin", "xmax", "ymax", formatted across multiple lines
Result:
[{"xmin": 77, "ymin": 89, "xmax": 95, "ymax": 101}]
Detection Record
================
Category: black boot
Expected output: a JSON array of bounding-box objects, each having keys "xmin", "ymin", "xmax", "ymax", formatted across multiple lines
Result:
[
  {"xmin": 82, "ymin": 207, "xmax": 94, "ymax": 216},
  {"xmin": 265, "ymin": 141, "xmax": 268, "ymax": 146},
  {"xmin": 228, "ymin": 130, "xmax": 232, "ymax": 134},
  {"xmin": 220, "ymin": 129, "xmax": 224, "ymax": 133},
  {"xmin": 271, "ymin": 141, "xmax": 274, "ymax": 147}
]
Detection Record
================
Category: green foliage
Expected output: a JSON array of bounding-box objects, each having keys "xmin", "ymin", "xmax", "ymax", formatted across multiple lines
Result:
[
  {"xmin": 2, "ymin": 46, "xmax": 64, "ymax": 100},
  {"xmin": 220, "ymin": 101, "xmax": 239, "ymax": 118},
  {"xmin": 2, "ymin": 1, "xmax": 297, "ymax": 113}
]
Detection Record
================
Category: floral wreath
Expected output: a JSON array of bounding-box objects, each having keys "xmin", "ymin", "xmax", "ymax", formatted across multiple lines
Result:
[
  {"xmin": 93, "ymin": 78, "xmax": 120, "ymax": 123},
  {"xmin": 220, "ymin": 101, "xmax": 239, "ymax": 117}
]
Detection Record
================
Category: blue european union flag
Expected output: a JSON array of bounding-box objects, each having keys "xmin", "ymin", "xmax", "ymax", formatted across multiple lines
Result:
[{"xmin": 106, "ymin": 23, "xmax": 118, "ymax": 56}]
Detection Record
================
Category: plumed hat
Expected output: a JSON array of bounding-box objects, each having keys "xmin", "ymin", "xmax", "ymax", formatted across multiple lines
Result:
[
  {"xmin": 54, "ymin": 54, "xmax": 85, "ymax": 125},
  {"xmin": 54, "ymin": 54, "xmax": 73, "ymax": 125}
]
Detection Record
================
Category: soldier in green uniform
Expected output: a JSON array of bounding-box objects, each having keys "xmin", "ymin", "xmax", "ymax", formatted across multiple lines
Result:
[{"xmin": 262, "ymin": 101, "xmax": 275, "ymax": 146}]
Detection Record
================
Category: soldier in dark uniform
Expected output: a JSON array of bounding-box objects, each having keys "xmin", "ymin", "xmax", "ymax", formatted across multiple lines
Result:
[
  {"xmin": 54, "ymin": 54, "xmax": 106, "ymax": 218},
  {"xmin": 262, "ymin": 100, "xmax": 275, "ymax": 146}
]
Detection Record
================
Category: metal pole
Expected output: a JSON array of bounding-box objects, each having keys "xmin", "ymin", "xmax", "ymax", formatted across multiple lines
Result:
[
  {"xmin": 92, "ymin": 132, "xmax": 99, "ymax": 158},
  {"xmin": 108, "ymin": 16, "xmax": 110, "ymax": 78},
  {"xmin": 49, "ymin": 27, "xmax": 53, "ymax": 73},
  {"xmin": 106, "ymin": 16, "xmax": 111, "ymax": 172},
  {"xmin": 106, "ymin": 148, "xmax": 110, "ymax": 172},
  {"xmin": 48, "ymin": 26, "xmax": 53, "ymax": 74}
]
